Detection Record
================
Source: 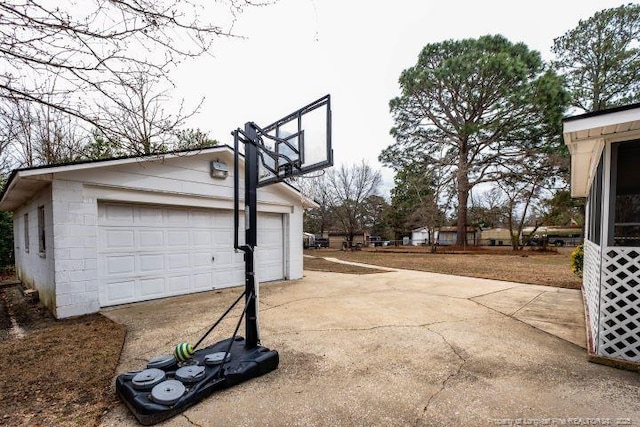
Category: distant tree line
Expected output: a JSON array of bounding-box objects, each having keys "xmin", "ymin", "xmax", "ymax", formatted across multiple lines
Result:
[
  {"xmin": 300, "ymin": 161, "xmax": 389, "ymax": 246},
  {"xmin": 377, "ymin": 3, "xmax": 638, "ymax": 249}
]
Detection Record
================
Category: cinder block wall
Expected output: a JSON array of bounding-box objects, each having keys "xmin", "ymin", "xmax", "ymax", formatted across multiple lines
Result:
[
  {"xmin": 13, "ymin": 186, "xmax": 55, "ymax": 312},
  {"xmin": 52, "ymin": 180, "xmax": 99, "ymax": 318}
]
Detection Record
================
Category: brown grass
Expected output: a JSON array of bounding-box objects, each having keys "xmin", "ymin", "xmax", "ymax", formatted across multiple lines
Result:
[
  {"xmin": 0, "ymin": 286, "xmax": 126, "ymax": 427},
  {"xmin": 303, "ymin": 256, "xmax": 387, "ymax": 274},
  {"xmin": 304, "ymin": 247, "xmax": 582, "ymax": 289}
]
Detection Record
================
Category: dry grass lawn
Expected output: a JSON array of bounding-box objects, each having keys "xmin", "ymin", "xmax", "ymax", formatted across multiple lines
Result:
[
  {"xmin": 303, "ymin": 256, "xmax": 387, "ymax": 274},
  {"xmin": 0, "ymin": 286, "xmax": 126, "ymax": 427},
  {"xmin": 304, "ymin": 247, "xmax": 582, "ymax": 289}
]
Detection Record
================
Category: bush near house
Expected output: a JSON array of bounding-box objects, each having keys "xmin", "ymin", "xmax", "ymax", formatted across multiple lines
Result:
[
  {"xmin": 0, "ymin": 211, "xmax": 13, "ymax": 273},
  {"xmin": 571, "ymin": 244, "xmax": 584, "ymax": 277}
]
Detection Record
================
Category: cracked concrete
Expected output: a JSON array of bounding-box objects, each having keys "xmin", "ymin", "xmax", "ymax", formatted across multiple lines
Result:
[
  {"xmin": 100, "ymin": 267, "xmax": 640, "ymax": 427},
  {"xmin": 182, "ymin": 414, "xmax": 203, "ymax": 427},
  {"xmin": 416, "ymin": 325, "xmax": 468, "ymax": 426}
]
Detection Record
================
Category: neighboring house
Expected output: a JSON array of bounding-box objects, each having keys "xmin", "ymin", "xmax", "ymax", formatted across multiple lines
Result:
[
  {"xmin": 303, "ymin": 232, "xmax": 315, "ymax": 249},
  {"xmin": 478, "ymin": 228, "xmax": 513, "ymax": 246},
  {"xmin": 563, "ymin": 103, "xmax": 640, "ymax": 369},
  {"xmin": 0, "ymin": 146, "xmax": 310, "ymax": 318},
  {"xmin": 411, "ymin": 227, "xmax": 433, "ymax": 245},
  {"xmin": 321, "ymin": 231, "xmax": 370, "ymax": 248},
  {"xmin": 436, "ymin": 226, "xmax": 479, "ymax": 246}
]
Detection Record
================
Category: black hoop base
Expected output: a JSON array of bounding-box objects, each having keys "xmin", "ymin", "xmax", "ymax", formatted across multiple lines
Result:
[{"xmin": 115, "ymin": 337, "xmax": 279, "ymax": 425}]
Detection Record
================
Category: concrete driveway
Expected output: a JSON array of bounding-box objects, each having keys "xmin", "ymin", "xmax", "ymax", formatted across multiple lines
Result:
[{"xmin": 100, "ymin": 267, "xmax": 640, "ymax": 426}]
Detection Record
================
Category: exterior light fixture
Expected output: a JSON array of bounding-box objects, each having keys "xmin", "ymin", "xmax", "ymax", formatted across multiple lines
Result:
[{"xmin": 210, "ymin": 160, "xmax": 229, "ymax": 179}]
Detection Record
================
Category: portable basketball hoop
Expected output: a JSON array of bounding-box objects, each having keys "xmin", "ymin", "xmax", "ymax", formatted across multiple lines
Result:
[{"xmin": 115, "ymin": 95, "xmax": 333, "ymax": 425}]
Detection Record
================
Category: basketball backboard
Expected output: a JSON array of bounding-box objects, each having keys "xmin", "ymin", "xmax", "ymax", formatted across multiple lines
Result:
[{"xmin": 255, "ymin": 95, "xmax": 332, "ymax": 187}]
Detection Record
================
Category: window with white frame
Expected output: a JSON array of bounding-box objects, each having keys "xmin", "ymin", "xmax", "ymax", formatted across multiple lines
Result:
[
  {"xmin": 609, "ymin": 140, "xmax": 640, "ymax": 246},
  {"xmin": 24, "ymin": 213, "xmax": 29, "ymax": 253},
  {"xmin": 38, "ymin": 205, "xmax": 46, "ymax": 255}
]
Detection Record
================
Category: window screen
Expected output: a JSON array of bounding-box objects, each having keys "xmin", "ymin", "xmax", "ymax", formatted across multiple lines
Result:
[{"xmin": 610, "ymin": 140, "xmax": 640, "ymax": 246}]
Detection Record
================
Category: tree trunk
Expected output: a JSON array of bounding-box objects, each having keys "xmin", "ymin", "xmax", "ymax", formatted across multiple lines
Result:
[
  {"xmin": 456, "ymin": 189, "xmax": 468, "ymax": 246},
  {"xmin": 456, "ymin": 146, "xmax": 470, "ymax": 246},
  {"xmin": 507, "ymin": 204, "xmax": 519, "ymax": 250}
]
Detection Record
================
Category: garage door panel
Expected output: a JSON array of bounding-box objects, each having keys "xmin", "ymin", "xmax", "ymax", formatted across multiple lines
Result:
[
  {"xmin": 256, "ymin": 213, "xmax": 284, "ymax": 282},
  {"xmin": 213, "ymin": 230, "xmax": 233, "ymax": 245},
  {"xmin": 139, "ymin": 254, "xmax": 164, "ymax": 272},
  {"xmin": 139, "ymin": 230, "xmax": 163, "ymax": 247},
  {"xmin": 137, "ymin": 207, "xmax": 162, "ymax": 224},
  {"xmin": 105, "ymin": 280, "xmax": 135, "ymax": 304},
  {"xmin": 105, "ymin": 255, "xmax": 135, "ymax": 275},
  {"xmin": 193, "ymin": 252, "xmax": 212, "ymax": 267},
  {"xmin": 166, "ymin": 209, "xmax": 188, "ymax": 224},
  {"xmin": 212, "ymin": 211, "xmax": 233, "ymax": 228},
  {"xmin": 262, "ymin": 230, "xmax": 281, "ymax": 245},
  {"xmin": 193, "ymin": 272, "xmax": 213, "ymax": 291},
  {"xmin": 103, "ymin": 204, "xmax": 134, "ymax": 223},
  {"xmin": 98, "ymin": 203, "xmax": 284, "ymax": 307},
  {"xmin": 104, "ymin": 229, "xmax": 135, "ymax": 249},
  {"xmin": 167, "ymin": 230, "xmax": 189, "ymax": 247},
  {"xmin": 140, "ymin": 278, "xmax": 165, "ymax": 297},
  {"xmin": 192, "ymin": 231, "xmax": 212, "ymax": 246},
  {"xmin": 167, "ymin": 276, "xmax": 190, "ymax": 293},
  {"xmin": 214, "ymin": 269, "xmax": 243, "ymax": 288},
  {"xmin": 214, "ymin": 252, "xmax": 234, "ymax": 268},
  {"xmin": 190, "ymin": 210, "xmax": 212, "ymax": 227},
  {"xmin": 167, "ymin": 253, "xmax": 189, "ymax": 269}
]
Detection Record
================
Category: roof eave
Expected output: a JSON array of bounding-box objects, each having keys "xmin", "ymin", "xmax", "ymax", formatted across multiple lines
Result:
[
  {"xmin": 563, "ymin": 105, "xmax": 640, "ymax": 198},
  {"xmin": 0, "ymin": 145, "xmax": 312, "ymax": 211}
]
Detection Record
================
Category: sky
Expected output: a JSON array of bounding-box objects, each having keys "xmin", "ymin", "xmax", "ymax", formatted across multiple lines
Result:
[{"xmin": 173, "ymin": 0, "xmax": 633, "ymax": 196}]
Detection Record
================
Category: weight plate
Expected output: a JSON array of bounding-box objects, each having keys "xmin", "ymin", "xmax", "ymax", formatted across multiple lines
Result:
[
  {"xmin": 175, "ymin": 365, "xmax": 206, "ymax": 383},
  {"xmin": 147, "ymin": 354, "xmax": 177, "ymax": 370},
  {"xmin": 131, "ymin": 368, "xmax": 166, "ymax": 390},
  {"xmin": 204, "ymin": 352, "xmax": 231, "ymax": 366},
  {"xmin": 150, "ymin": 380, "xmax": 186, "ymax": 406}
]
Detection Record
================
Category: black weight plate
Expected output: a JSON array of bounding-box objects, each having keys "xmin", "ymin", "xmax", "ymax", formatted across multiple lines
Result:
[
  {"xmin": 150, "ymin": 380, "xmax": 186, "ymax": 406},
  {"xmin": 204, "ymin": 352, "xmax": 231, "ymax": 366},
  {"xmin": 131, "ymin": 368, "xmax": 166, "ymax": 390},
  {"xmin": 175, "ymin": 365, "xmax": 206, "ymax": 383}
]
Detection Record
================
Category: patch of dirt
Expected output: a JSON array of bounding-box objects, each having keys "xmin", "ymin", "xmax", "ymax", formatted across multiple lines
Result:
[
  {"xmin": 303, "ymin": 256, "xmax": 387, "ymax": 274},
  {"xmin": 0, "ymin": 285, "xmax": 126, "ymax": 427},
  {"xmin": 304, "ymin": 248, "xmax": 582, "ymax": 289}
]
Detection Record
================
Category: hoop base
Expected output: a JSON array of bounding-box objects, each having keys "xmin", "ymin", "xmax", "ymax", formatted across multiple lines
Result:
[{"xmin": 116, "ymin": 337, "xmax": 279, "ymax": 425}]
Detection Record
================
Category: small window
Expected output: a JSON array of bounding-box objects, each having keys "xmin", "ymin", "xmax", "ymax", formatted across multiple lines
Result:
[
  {"xmin": 24, "ymin": 213, "xmax": 29, "ymax": 253},
  {"xmin": 38, "ymin": 206, "xmax": 45, "ymax": 255}
]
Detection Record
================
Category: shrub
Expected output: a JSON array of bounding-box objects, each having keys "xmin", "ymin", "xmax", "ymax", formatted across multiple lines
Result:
[{"xmin": 571, "ymin": 243, "xmax": 584, "ymax": 277}]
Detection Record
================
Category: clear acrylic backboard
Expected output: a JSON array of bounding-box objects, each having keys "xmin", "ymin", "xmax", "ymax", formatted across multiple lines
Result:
[{"xmin": 256, "ymin": 95, "xmax": 332, "ymax": 187}]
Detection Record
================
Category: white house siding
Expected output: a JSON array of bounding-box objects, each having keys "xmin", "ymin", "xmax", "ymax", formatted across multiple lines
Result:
[
  {"xmin": 411, "ymin": 229, "xmax": 429, "ymax": 245},
  {"xmin": 13, "ymin": 186, "xmax": 56, "ymax": 312},
  {"xmin": 286, "ymin": 204, "xmax": 303, "ymax": 280},
  {"xmin": 10, "ymin": 150, "xmax": 304, "ymax": 318}
]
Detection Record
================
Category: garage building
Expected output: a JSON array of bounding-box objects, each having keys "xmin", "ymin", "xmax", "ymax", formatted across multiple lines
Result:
[{"xmin": 0, "ymin": 146, "xmax": 308, "ymax": 318}]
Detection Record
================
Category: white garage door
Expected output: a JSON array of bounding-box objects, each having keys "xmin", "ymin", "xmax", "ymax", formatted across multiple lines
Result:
[{"xmin": 98, "ymin": 203, "xmax": 284, "ymax": 307}]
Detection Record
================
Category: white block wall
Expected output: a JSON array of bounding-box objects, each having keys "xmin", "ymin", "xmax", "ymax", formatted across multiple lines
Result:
[
  {"xmin": 10, "ymin": 151, "xmax": 305, "ymax": 318},
  {"xmin": 51, "ymin": 180, "xmax": 99, "ymax": 318},
  {"xmin": 13, "ymin": 187, "xmax": 55, "ymax": 311},
  {"xmin": 287, "ymin": 204, "xmax": 304, "ymax": 280}
]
